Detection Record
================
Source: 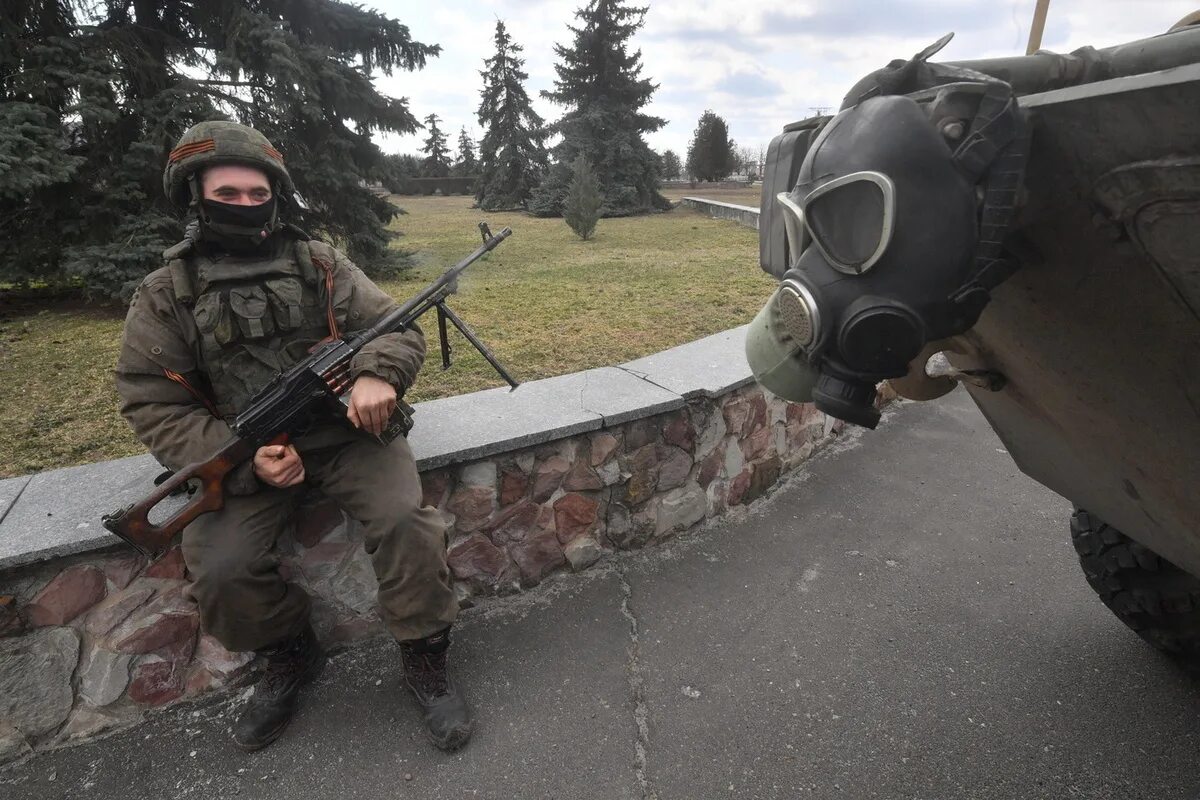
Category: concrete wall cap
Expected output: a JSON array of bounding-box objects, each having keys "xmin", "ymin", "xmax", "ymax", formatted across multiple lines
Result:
[{"xmin": 0, "ymin": 326, "xmax": 755, "ymax": 572}]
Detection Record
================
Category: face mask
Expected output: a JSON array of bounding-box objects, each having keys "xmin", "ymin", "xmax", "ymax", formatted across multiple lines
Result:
[{"xmin": 198, "ymin": 196, "xmax": 278, "ymax": 253}]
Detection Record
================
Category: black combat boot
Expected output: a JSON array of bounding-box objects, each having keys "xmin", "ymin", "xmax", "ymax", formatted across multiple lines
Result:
[
  {"xmin": 399, "ymin": 628, "xmax": 473, "ymax": 751},
  {"xmin": 232, "ymin": 622, "xmax": 326, "ymax": 752}
]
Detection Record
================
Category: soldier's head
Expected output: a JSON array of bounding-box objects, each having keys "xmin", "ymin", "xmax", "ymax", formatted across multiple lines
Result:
[{"xmin": 164, "ymin": 121, "xmax": 295, "ymax": 252}]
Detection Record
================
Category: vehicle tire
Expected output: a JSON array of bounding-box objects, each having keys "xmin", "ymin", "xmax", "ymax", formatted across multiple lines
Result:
[{"xmin": 1070, "ymin": 508, "xmax": 1200, "ymax": 664}]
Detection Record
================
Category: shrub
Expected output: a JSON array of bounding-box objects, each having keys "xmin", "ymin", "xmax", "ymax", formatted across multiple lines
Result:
[{"xmin": 564, "ymin": 156, "xmax": 602, "ymax": 240}]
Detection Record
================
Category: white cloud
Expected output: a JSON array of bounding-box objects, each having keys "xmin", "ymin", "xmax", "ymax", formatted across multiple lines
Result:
[{"xmin": 365, "ymin": 0, "xmax": 1196, "ymax": 159}]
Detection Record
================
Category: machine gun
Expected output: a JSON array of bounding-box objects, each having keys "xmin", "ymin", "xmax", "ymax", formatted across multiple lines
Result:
[{"xmin": 103, "ymin": 224, "xmax": 517, "ymax": 558}]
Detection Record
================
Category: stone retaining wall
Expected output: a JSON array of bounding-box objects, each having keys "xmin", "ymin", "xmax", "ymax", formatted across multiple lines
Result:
[
  {"xmin": 0, "ymin": 330, "xmax": 897, "ymax": 765},
  {"xmin": 662, "ymin": 180, "xmax": 756, "ymax": 190},
  {"xmin": 679, "ymin": 197, "xmax": 760, "ymax": 230}
]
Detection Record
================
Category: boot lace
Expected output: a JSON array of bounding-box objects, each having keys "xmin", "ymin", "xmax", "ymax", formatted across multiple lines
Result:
[
  {"xmin": 259, "ymin": 655, "xmax": 293, "ymax": 696},
  {"xmin": 257, "ymin": 632, "xmax": 310, "ymax": 697},
  {"xmin": 404, "ymin": 649, "xmax": 450, "ymax": 698}
]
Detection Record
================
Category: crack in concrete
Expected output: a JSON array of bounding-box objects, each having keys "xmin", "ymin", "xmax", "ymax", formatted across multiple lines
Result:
[
  {"xmin": 618, "ymin": 568, "xmax": 658, "ymax": 800},
  {"xmin": 579, "ymin": 369, "xmax": 615, "ymax": 429},
  {"xmin": 580, "ymin": 370, "xmax": 591, "ymax": 421},
  {"xmin": 0, "ymin": 477, "xmax": 32, "ymax": 528},
  {"xmin": 613, "ymin": 365, "xmax": 678, "ymax": 398},
  {"xmin": 581, "ymin": 366, "xmax": 686, "ymax": 430}
]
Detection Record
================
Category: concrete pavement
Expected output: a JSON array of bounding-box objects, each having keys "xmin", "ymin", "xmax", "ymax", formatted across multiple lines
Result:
[{"xmin": 4, "ymin": 389, "xmax": 1199, "ymax": 799}]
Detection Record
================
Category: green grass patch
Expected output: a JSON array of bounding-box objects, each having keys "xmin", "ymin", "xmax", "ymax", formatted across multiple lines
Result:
[
  {"xmin": 0, "ymin": 195, "xmax": 773, "ymax": 477},
  {"xmin": 0, "ymin": 309, "xmax": 140, "ymax": 476}
]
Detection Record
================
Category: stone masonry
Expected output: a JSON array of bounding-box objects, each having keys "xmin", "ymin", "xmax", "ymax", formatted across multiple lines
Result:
[{"xmin": 0, "ymin": 381, "xmax": 898, "ymax": 764}]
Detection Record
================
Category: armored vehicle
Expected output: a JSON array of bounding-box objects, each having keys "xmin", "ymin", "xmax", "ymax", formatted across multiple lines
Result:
[{"xmin": 747, "ymin": 19, "xmax": 1200, "ymax": 662}]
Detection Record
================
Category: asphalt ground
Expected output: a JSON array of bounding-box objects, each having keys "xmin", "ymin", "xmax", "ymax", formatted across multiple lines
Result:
[{"xmin": 4, "ymin": 389, "xmax": 1199, "ymax": 799}]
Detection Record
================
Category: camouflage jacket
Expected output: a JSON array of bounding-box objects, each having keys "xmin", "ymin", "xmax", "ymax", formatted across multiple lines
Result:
[{"xmin": 114, "ymin": 231, "xmax": 425, "ymax": 494}]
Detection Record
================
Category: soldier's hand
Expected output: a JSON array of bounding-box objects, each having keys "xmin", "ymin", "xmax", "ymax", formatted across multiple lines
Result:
[
  {"xmin": 253, "ymin": 444, "xmax": 305, "ymax": 488},
  {"xmin": 347, "ymin": 374, "xmax": 397, "ymax": 436}
]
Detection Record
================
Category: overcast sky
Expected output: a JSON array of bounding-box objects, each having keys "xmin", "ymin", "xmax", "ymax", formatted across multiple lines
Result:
[{"xmin": 365, "ymin": 0, "xmax": 1195, "ymax": 159}]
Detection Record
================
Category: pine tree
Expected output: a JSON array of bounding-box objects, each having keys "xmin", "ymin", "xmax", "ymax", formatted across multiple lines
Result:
[
  {"xmin": 421, "ymin": 114, "xmax": 451, "ymax": 178},
  {"xmin": 1, "ymin": 0, "xmax": 439, "ymax": 299},
  {"xmin": 686, "ymin": 110, "xmax": 738, "ymax": 182},
  {"xmin": 661, "ymin": 150, "xmax": 682, "ymax": 180},
  {"xmin": 476, "ymin": 20, "xmax": 548, "ymax": 211},
  {"xmin": 564, "ymin": 156, "xmax": 602, "ymax": 240},
  {"xmin": 529, "ymin": 0, "xmax": 669, "ymax": 218},
  {"xmin": 380, "ymin": 153, "xmax": 422, "ymax": 193},
  {"xmin": 453, "ymin": 128, "xmax": 478, "ymax": 177}
]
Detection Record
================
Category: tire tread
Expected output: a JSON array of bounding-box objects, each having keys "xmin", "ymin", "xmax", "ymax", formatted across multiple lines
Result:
[{"xmin": 1070, "ymin": 509, "xmax": 1200, "ymax": 661}]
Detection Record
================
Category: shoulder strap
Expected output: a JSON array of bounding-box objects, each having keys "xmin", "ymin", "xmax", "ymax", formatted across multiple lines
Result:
[
  {"xmin": 162, "ymin": 237, "xmax": 193, "ymax": 261},
  {"xmin": 161, "ymin": 240, "xmax": 217, "ymax": 415},
  {"xmin": 300, "ymin": 238, "xmax": 342, "ymax": 339},
  {"xmin": 167, "ymin": 259, "xmax": 195, "ymax": 306},
  {"xmin": 163, "ymin": 239, "xmax": 197, "ymax": 306}
]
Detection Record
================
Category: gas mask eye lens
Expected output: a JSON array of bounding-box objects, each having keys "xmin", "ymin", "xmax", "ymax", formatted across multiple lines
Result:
[
  {"xmin": 774, "ymin": 192, "xmax": 811, "ymax": 268},
  {"xmin": 803, "ymin": 171, "xmax": 896, "ymax": 275}
]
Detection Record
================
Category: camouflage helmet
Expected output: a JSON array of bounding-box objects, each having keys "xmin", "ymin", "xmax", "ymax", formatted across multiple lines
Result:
[{"xmin": 163, "ymin": 120, "xmax": 294, "ymax": 209}]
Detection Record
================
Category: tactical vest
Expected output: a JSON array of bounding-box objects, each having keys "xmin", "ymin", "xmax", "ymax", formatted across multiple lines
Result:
[{"xmin": 165, "ymin": 233, "xmax": 349, "ymax": 419}]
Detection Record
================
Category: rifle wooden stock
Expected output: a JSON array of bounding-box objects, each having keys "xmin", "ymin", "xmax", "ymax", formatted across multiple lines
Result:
[{"xmin": 102, "ymin": 437, "xmax": 256, "ymax": 558}]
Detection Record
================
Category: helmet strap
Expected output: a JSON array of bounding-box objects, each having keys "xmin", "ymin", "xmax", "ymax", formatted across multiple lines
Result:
[{"xmin": 186, "ymin": 174, "xmax": 202, "ymax": 212}]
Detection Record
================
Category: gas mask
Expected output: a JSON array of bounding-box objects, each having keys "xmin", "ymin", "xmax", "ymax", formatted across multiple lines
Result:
[{"xmin": 747, "ymin": 38, "xmax": 1029, "ymax": 428}]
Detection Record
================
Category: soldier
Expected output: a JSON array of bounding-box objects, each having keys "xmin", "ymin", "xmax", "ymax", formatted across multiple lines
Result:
[{"xmin": 114, "ymin": 121, "xmax": 472, "ymax": 752}]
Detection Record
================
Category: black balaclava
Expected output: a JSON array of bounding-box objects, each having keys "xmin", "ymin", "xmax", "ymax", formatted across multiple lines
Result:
[
  {"xmin": 186, "ymin": 170, "xmax": 281, "ymax": 254},
  {"xmin": 197, "ymin": 196, "xmax": 278, "ymax": 254}
]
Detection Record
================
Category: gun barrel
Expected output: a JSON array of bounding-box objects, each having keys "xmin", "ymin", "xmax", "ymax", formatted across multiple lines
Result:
[
  {"xmin": 351, "ymin": 226, "xmax": 512, "ymax": 345},
  {"xmin": 946, "ymin": 25, "xmax": 1200, "ymax": 96}
]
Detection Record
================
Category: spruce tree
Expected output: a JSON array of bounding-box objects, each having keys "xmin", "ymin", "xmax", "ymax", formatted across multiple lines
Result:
[
  {"xmin": 661, "ymin": 150, "xmax": 682, "ymax": 180},
  {"xmin": 564, "ymin": 156, "xmax": 602, "ymax": 240},
  {"xmin": 381, "ymin": 153, "xmax": 422, "ymax": 193},
  {"xmin": 476, "ymin": 20, "xmax": 548, "ymax": 211},
  {"xmin": 1, "ymin": 0, "xmax": 439, "ymax": 299},
  {"xmin": 686, "ymin": 110, "xmax": 738, "ymax": 182},
  {"xmin": 421, "ymin": 114, "xmax": 451, "ymax": 178},
  {"xmin": 529, "ymin": 0, "xmax": 669, "ymax": 218},
  {"xmin": 453, "ymin": 128, "xmax": 478, "ymax": 177}
]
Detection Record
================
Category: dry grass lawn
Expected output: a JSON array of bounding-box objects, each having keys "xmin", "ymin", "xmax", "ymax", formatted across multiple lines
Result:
[
  {"xmin": 661, "ymin": 184, "xmax": 764, "ymax": 208},
  {"xmin": 0, "ymin": 195, "xmax": 773, "ymax": 477}
]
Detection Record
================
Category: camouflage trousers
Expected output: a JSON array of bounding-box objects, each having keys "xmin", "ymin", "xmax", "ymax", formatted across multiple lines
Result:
[{"xmin": 181, "ymin": 435, "xmax": 457, "ymax": 652}]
